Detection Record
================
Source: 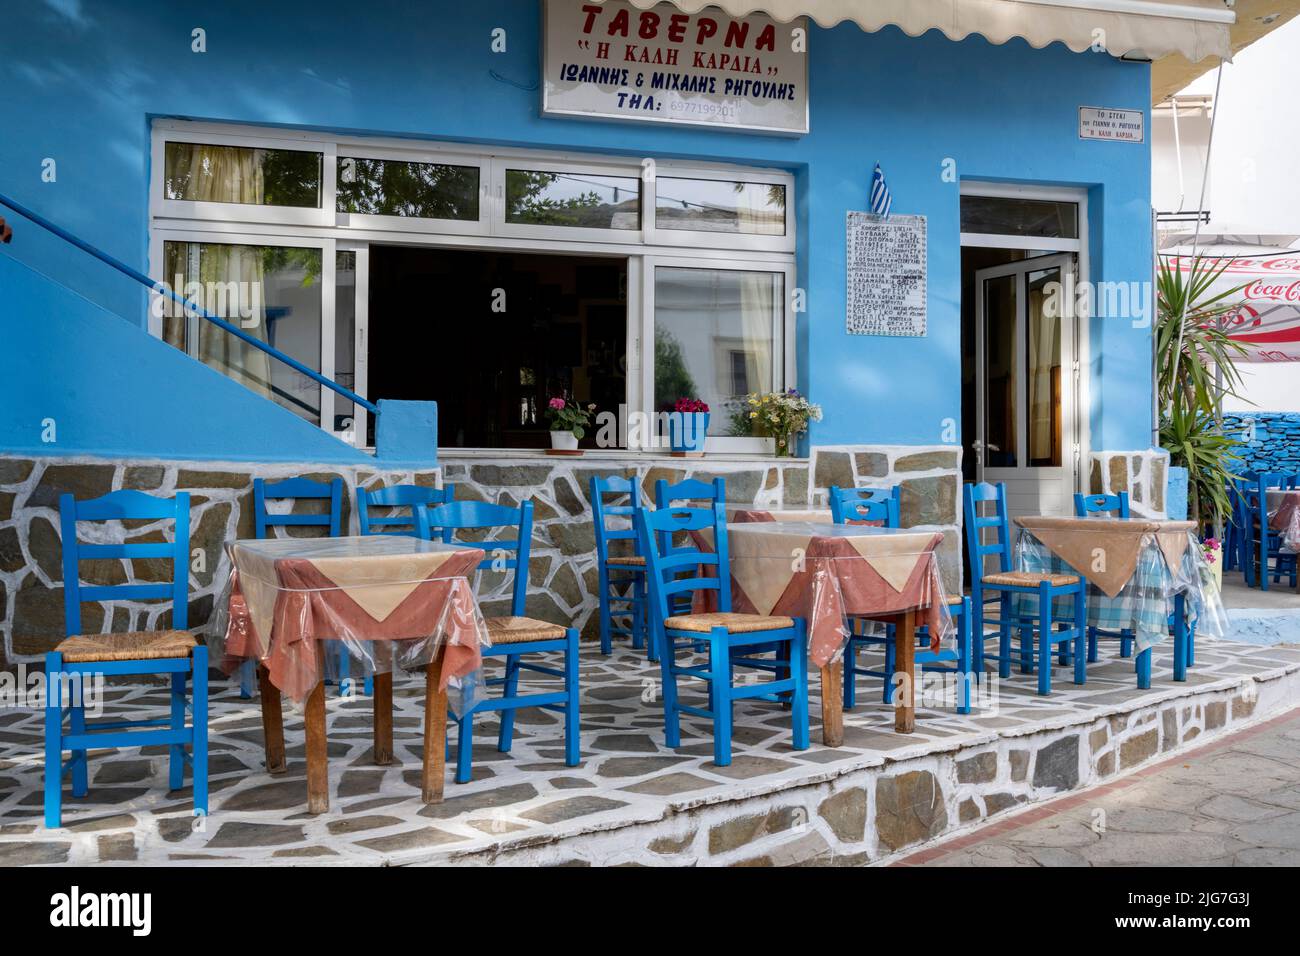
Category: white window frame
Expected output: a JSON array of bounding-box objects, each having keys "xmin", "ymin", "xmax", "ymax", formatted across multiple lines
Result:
[
  {"xmin": 149, "ymin": 120, "xmax": 798, "ymax": 454},
  {"xmin": 148, "ymin": 227, "xmax": 337, "ymax": 431}
]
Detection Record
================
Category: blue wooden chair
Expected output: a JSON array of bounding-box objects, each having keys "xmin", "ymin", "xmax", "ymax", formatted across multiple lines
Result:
[
  {"xmin": 1239, "ymin": 472, "xmax": 1299, "ymax": 591},
  {"xmin": 1072, "ymin": 492, "xmax": 1135, "ymax": 662},
  {"xmin": 418, "ymin": 500, "xmax": 580, "ymax": 785},
  {"xmin": 828, "ymin": 484, "xmax": 900, "ymax": 524},
  {"xmin": 45, "ymin": 490, "xmax": 207, "ymax": 829},
  {"xmin": 359, "ymin": 483, "xmax": 456, "ymax": 537},
  {"xmin": 964, "ymin": 482, "xmax": 1087, "ymax": 695},
  {"xmin": 590, "ymin": 475, "xmax": 652, "ymax": 659},
  {"xmin": 634, "ymin": 503, "xmax": 809, "ymax": 767},
  {"xmin": 243, "ymin": 476, "xmax": 346, "ymax": 697},
  {"xmin": 654, "ymin": 477, "xmax": 726, "ymax": 624},
  {"xmin": 831, "ymin": 492, "xmax": 975, "ymax": 714}
]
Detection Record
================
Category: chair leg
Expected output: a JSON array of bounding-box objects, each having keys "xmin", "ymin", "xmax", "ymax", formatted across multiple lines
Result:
[
  {"xmin": 1086, "ymin": 626, "xmax": 1098, "ymax": 663},
  {"xmin": 630, "ymin": 580, "xmax": 645, "ymax": 651},
  {"xmin": 597, "ymin": 567, "xmax": 614, "ymax": 655},
  {"xmin": 192, "ymin": 645, "xmax": 209, "ymax": 819},
  {"xmin": 564, "ymin": 628, "xmax": 581, "ymax": 767},
  {"xmin": 998, "ymin": 592, "xmax": 1012, "ymax": 679},
  {"xmin": 455, "ymin": 709, "xmax": 474, "ymax": 785},
  {"xmin": 640, "ymin": 576, "xmax": 658, "ymax": 663},
  {"xmin": 69, "ymin": 700, "xmax": 88, "ymax": 799},
  {"xmin": 1120, "ymin": 628, "xmax": 1134, "ymax": 658},
  {"xmin": 169, "ymin": 671, "xmax": 186, "ymax": 791},
  {"xmin": 1037, "ymin": 582, "xmax": 1053, "ymax": 696},
  {"xmin": 659, "ymin": 630, "xmax": 681, "ymax": 749},
  {"xmin": 1136, "ymin": 646, "xmax": 1152, "ymax": 689},
  {"xmin": 497, "ymin": 654, "xmax": 520, "ymax": 753},
  {"xmin": 972, "ymin": 586, "xmax": 986, "ymax": 675},
  {"xmin": 957, "ymin": 606, "xmax": 973, "ymax": 715},
  {"xmin": 1072, "ymin": 588, "xmax": 1087, "ymax": 686},
  {"xmin": 842, "ymin": 640, "xmax": 856, "ymax": 710},
  {"xmin": 44, "ymin": 652, "xmax": 63, "ymax": 829},
  {"xmin": 881, "ymin": 624, "xmax": 896, "ymax": 705},
  {"xmin": 1173, "ymin": 593, "xmax": 1188, "ymax": 682},
  {"xmin": 238, "ymin": 659, "xmax": 256, "ymax": 699},
  {"xmin": 709, "ymin": 627, "xmax": 732, "ymax": 767},
  {"xmin": 337, "ymin": 642, "xmax": 351, "ymax": 695},
  {"xmin": 791, "ymin": 620, "xmax": 810, "ymax": 751}
]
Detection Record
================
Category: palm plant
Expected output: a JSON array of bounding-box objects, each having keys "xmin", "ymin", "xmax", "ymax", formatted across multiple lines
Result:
[{"xmin": 1155, "ymin": 254, "xmax": 1248, "ymax": 527}]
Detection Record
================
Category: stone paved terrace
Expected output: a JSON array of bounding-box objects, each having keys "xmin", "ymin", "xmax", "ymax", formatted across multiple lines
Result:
[{"xmin": 1, "ymin": 637, "xmax": 1297, "ymax": 866}]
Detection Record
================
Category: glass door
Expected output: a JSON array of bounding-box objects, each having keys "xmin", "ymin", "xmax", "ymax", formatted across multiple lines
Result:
[{"xmin": 974, "ymin": 253, "xmax": 1078, "ymax": 518}]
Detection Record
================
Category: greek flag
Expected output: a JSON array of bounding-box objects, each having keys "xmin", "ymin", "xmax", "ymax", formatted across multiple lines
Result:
[{"xmin": 869, "ymin": 163, "xmax": 892, "ymax": 219}]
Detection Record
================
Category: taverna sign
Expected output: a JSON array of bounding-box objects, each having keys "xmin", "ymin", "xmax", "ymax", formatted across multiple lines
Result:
[{"xmin": 542, "ymin": 0, "xmax": 809, "ymax": 134}]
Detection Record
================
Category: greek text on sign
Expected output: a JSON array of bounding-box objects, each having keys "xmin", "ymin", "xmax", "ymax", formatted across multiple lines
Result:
[
  {"xmin": 846, "ymin": 213, "xmax": 927, "ymax": 337},
  {"xmin": 542, "ymin": 0, "xmax": 809, "ymax": 134},
  {"xmin": 1078, "ymin": 106, "xmax": 1144, "ymax": 143}
]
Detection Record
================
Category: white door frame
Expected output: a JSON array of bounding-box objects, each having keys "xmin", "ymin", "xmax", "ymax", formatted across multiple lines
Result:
[
  {"xmin": 974, "ymin": 254, "xmax": 1078, "ymax": 512},
  {"xmin": 962, "ymin": 182, "xmax": 1091, "ymax": 499}
]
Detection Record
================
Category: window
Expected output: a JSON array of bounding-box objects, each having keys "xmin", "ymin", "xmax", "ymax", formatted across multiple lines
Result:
[
  {"xmin": 960, "ymin": 195, "xmax": 1078, "ymax": 240},
  {"xmin": 653, "ymin": 266, "xmax": 783, "ymax": 437},
  {"xmin": 151, "ymin": 122, "xmax": 795, "ymax": 453},
  {"xmin": 504, "ymin": 169, "xmax": 640, "ymax": 229},
  {"xmin": 164, "ymin": 142, "xmax": 322, "ymax": 208},
  {"xmin": 160, "ymin": 239, "xmax": 324, "ymax": 425},
  {"xmin": 655, "ymin": 177, "xmax": 785, "ymax": 236},
  {"xmin": 337, "ymin": 157, "xmax": 479, "ymax": 220}
]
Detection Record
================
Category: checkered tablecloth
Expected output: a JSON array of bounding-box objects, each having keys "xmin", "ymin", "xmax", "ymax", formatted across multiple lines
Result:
[{"xmin": 1014, "ymin": 533, "xmax": 1174, "ymax": 651}]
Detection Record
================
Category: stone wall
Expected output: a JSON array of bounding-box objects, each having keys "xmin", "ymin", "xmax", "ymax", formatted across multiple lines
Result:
[
  {"xmin": 0, "ymin": 456, "xmax": 441, "ymax": 665},
  {"xmin": 0, "ymin": 446, "xmax": 962, "ymax": 663},
  {"xmin": 445, "ymin": 661, "xmax": 1296, "ymax": 866},
  {"xmin": 1221, "ymin": 411, "xmax": 1300, "ymax": 475},
  {"xmin": 1088, "ymin": 448, "xmax": 1169, "ymax": 517}
]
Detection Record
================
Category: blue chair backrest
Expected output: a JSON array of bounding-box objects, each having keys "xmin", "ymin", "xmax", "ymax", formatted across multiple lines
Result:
[
  {"xmin": 60, "ymin": 490, "xmax": 191, "ymax": 635},
  {"xmin": 419, "ymin": 499, "xmax": 533, "ymax": 616},
  {"xmin": 654, "ymin": 476, "xmax": 726, "ymax": 555},
  {"xmin": 829, "ymin": 486, "xmax": 899, "ymax": 527},
  {"xmin": 359, "ymin": 483, "xmax": 455, "ymax": 536},
  {"xmin": 963, "ymin": 481, "xmax": 1013, "ymax": 578},
  {"xmin": 1073, "ymin": 491, "xmax": 1130, "ymax": 519},
  {"xmin": 828, "ymin": 485, "xmax": 900, "ymax": 526},
  {"xmin": 591, "ymin": 474, "xmax": 643, "ymax": 562},
  {"xmin": 634, "ymin": 504, "xmax": 729, "ymax": 628},
  {"xmin": 253, "ymin": 476, "xmax": 343, "ymax": 539}
]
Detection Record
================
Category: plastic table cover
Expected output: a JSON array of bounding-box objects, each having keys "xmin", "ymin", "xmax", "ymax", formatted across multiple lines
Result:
[
  {"xmin": 1266, "ymin": 490, "xmax": 1300, "ymax": 553},
  {"xmin": 1011, "ymin": 517, "xmax": 1227, "ymax": 653},
  {"xmin": 209, "ymin": 535, "xmax": 491, "ymax": 708},
  {"xmin": 716, "ymin": 520, "xmax": 955, "ymax": 667}
]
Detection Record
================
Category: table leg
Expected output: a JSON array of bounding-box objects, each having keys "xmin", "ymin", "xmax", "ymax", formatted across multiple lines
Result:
[
  {"xmin": 895, "ymin": 609, "xmax": 916, "ymax": 734},
  {"xmin": 421, "ymin": 650, "xmax": 448, "ymax": 804},
  {"xmin": 819, "ymin": 665, "xmax": 843, "ymax": 747},
  {"xmin": 304, "ymin": 680, "xmax": 329, "ymax": 814},
  {"xmin": 256, "ymin": 664, "xmax": 286, "ymax": 775},
  {"xmin": 373, "ymin": 645, "xmax": 393, "ymax": 765}
]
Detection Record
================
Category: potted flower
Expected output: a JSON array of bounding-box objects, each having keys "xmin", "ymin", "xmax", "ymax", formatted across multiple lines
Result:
[
  {"xmin": 748, "ymin": 389, "xmax": 823, "ymax": 458},
  {"xmin": 667, "ymin": 397, "xmax": 710, "ymax": 455},
  {"xmin": 546, "ymin": 397, "xmax": 594, "ymax": 453},
  {"xmin": 1201, "ymin": 536, "xmax": 1223, "ymax": 591}
]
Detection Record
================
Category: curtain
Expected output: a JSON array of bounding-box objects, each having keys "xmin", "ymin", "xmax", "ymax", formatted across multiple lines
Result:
[{"xmin": 162, "ymin": 145, "xmax": 273, "ymax": 400}]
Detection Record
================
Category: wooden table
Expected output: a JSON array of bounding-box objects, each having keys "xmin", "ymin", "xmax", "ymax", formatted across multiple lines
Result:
[
  {"xmin": 722, "ymin": 520, "xmax": 950, "ymax": 742},
  {"xmin": 219, "ymin": 535, "xmax": 488, "ymax": 811}
]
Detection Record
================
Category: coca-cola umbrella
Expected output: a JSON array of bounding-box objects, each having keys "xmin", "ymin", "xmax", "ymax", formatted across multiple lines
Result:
[{"xmin": 1164, "ymin": 251, "xmax": 1300, "ymax": 362}]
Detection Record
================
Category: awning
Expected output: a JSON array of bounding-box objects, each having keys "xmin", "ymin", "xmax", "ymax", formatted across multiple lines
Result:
[
  {"xmin": 608, "ymin": 0, "xmax": 1234, "ymax": 63},
  {"xmin": 1164, "ymin": 251, "xmax": 1300, "ymax": 362}
]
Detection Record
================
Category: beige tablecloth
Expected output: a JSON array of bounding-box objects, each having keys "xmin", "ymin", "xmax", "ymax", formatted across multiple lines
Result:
[
  {"xmin": 222, "ymin": 536, "xmax": 489, "ymax": 703},
  {"xmin": 1014, "ymin": 516, "xmax": 1196, "ymax": 597}
]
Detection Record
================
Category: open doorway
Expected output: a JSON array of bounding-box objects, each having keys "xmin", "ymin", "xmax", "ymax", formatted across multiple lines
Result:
[{"xmin": 367, "ymin": 248, "xmax": 627, "ymax": 448}]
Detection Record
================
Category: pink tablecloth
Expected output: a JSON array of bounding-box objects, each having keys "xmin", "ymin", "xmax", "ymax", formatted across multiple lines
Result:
[
  {"xmin": 695, "ymin": 515, "xmax": 951, "ymax": 667},
  {"xmin": 220, "ymin": 536, "xmax": 489, "ymax": 704}
]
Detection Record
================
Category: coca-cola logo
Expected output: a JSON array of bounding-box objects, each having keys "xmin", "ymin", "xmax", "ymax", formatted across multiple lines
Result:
[{"xmin": 1244, "ymin": 279, "xmax": 1300, "ymax": 302}]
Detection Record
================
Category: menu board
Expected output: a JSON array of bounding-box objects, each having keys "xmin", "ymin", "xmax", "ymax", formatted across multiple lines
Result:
[{"xmin": 846, "ymin": 212, "xmax": 927, "ymax": 337}]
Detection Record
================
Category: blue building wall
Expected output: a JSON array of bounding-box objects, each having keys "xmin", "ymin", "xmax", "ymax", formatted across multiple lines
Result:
[{"xmin": 0, "ymin": 0, "xmax": 1154, "ymax": 460}]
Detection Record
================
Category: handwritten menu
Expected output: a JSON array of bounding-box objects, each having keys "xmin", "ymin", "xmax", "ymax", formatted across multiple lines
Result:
[{"xmin": 846, "ymin": 212, "xmax": 927, "ymax": 336}]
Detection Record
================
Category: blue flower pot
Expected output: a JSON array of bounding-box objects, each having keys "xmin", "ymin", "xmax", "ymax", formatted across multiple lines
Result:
[{"xmin": 668, "ymin": 412, "xmax": 710, "ymax": 453}]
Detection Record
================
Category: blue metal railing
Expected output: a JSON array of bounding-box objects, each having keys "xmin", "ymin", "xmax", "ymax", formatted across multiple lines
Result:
[{"xmin": 0, "ymin": 191, "xmax": 380, "ymax": 417}]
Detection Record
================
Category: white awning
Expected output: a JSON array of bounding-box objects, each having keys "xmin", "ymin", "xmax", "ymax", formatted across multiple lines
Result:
[{"xmin": 610, "ymin": 0, "xmax": 1234, "ymax": 63}]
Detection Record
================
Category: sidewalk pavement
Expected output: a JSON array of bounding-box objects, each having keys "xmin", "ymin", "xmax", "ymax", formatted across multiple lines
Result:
[{"xmin": 897, "ymin": 707, "xmax": 1300, "ymax": 867}]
